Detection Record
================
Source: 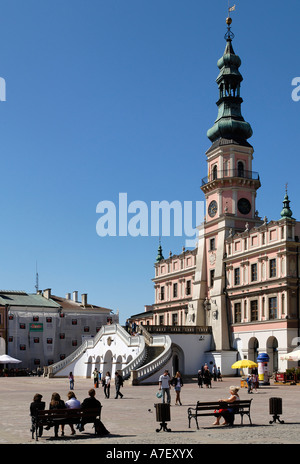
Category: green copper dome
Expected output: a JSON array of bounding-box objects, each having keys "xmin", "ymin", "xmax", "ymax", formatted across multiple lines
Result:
[
  {"xmin": 156, "ymin": 242, "xmax": 164, "ymax": 262},
  {"xmin": 207, "ymin": 23, "xmax": 253, "ymax": 144},
  {"xmin": 280, "ymin": 191, "xmax": 293, "ymax": 219}
]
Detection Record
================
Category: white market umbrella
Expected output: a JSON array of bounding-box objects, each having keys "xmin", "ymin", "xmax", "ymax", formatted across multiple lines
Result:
[
  {"xmin": 0, "ymin": 354, "xmax": 22, "ymax": 364},
  {"xmin": 280, "ymin": 349, "xmax": 300, "ymax": 361}
]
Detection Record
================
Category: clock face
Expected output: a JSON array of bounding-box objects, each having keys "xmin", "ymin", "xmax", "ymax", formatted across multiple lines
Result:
[
  {"xmin": 238, "ymin": 198, "xmax": 251, "ymax": 215},
  {"xmin": 208, "ymin": 200, "xmax": 218, "ymax": 218}
]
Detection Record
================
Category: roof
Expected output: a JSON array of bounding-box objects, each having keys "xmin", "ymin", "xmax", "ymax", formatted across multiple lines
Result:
[
  {"xmin": 0, "ymin": 292, "xmax": 60, "ymax": 308},
  {"xmin": 50, "ymin": 294, "xmax": 112, "ymax": 312}
]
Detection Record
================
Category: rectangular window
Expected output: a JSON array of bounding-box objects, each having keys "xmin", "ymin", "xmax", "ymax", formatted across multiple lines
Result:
[
  {"xmin": 173, "ymin": 283, "xmax": 178, "ymax": 298},
  {"xmin": 250, "ymin": 300, "xmax": 258, "ymax": 321},
  {"xmin": 160, "ymin": 287, "xmax": 165, "ymax": 301},
  {"xmin": 234, "ymin": 303, "xmax": 241, "ymax": 323},
  {"xmin": 159, "ymin": 315, "xmax": 164, "ymax": 325},
  {"xmin": 33, "ymin": 316, "xmax": 39, "ymax": 322},
  {"xmin": 210, "ymin": 238, "xmax": 215, "ymax": 250},
  {"xmin": 72, "ymin": 319, "xmax": 77, "ymax": 325},
  {"xmin": 251, "ymin": 263, "xmax": 258, "ymax": 282},
  {"xmin": 46, "ymin": 317, "xmax": 52, "ymax": 323},
  {"xmin": 270, "ymin": 259, "xmax": 276, "ymax": 278},
  {"xmin": 269, "ymin": 297, "xmax": 277, "ymax": 319},
  {"xmin": 20, "ymin": 323, "xmax": 26, "ymax": 329},
  {"xmin": 47, "ymin": 338, "xmax": 53, "ymax": 344},
  {"xmin": 234, "ymin": 268, "xmax": 240, "ymax": 285},
  {"xmin": 186, "ymin": 280, "xmax": 191, "ymax": 295},
  {"xmin": 210, "ymin": 269, "xmax": 215, "ymax": 287},
  {"xmin": 172, "ymin": 313, "xmax": 178, "ymax": 326}
]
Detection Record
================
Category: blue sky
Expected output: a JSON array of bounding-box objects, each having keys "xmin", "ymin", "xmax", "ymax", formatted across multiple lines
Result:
[{"xmin": 0, "ymin": 0, "xmax": 299, "ymax": 324}]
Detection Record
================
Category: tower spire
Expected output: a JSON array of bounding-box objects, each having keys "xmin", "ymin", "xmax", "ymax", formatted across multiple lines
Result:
[
  {"xmin": 207, "ymin": 14, "xmax": 253, "ymax": 145},
  {"xmin": 155, "ymin": 238, "xmax": 164, "ymax": 263},
  {"xmin": 280, "ymin": 184, "xmax": 293, "ymax": 219}
]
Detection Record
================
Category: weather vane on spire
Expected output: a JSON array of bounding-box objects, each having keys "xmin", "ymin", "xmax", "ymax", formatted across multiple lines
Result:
[
  {"xmin": 225, "ymin": 3, "xmax": 236, "ymax": 40},
  {"xmin": 228, "ymin": 3, "xmax": 236, "ymax": 17}
]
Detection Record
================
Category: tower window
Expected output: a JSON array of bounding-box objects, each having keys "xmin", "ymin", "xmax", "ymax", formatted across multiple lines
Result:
[
  {"xmin": 186, "ymin": 280, "xmax": 191, "ymax": 295},
  {"xmin": 210, "ymin": 269, "xmax": 215, "ymax": 287},
  {"xmin": 212, "ymin": 165, "xmax": 218, "ymax": 180},
  {"xmin": 237, "ymin": 161, "xmax": 245, "ymax": 177},
  {"xmin": 210, "ymin": 238, "xmax": 216, "ymax": 250}
]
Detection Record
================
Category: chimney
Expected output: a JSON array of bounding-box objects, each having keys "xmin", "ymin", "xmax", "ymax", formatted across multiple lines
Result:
[
  {"xmin": 44, "ymin": 288, "xmax": 51, "ymax": 300},
  {"xmin": 81, "ymin": 293, "xmax": 88, "ymax": 306},
  {"xmin": 73, "ymin": 291, "xmax": 78, "ymax": 302},
  {"xmin": 65, "ymin": 293, "xmax": 71, "ymax": 300}
]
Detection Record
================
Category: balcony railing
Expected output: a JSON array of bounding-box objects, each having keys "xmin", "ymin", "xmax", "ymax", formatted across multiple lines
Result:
[{"xmin": 202, "ymin": 169, "xmax": 260, "ymax": 186}]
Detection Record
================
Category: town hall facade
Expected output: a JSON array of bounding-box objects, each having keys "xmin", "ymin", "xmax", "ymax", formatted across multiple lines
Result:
[{"xmin": 129, "ymin": 17, "xmax": 300, "ymax": 376}]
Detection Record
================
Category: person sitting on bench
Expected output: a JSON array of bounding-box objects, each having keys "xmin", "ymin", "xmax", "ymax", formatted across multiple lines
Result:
[{"xmin": 213, "ymin": 386, "xmax": 240, "ymax": 426}]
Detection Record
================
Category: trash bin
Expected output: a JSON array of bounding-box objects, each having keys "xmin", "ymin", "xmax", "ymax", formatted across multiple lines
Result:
[
  {"xmin": 269, "ymin": 397, "xmax": 284, "ymax": 424},
  {"xmin": 269, "ymin": 397, "xmax": 282, "ymax": 415},
  {"xmin": 154, "ymin": 403, "xmax": 171, "ymax": 432}
]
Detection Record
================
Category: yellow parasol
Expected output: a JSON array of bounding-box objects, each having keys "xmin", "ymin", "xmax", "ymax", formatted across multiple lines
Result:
[{"xmin": 231, "ymin": 359, "xmax": 258, "ymax": 369}]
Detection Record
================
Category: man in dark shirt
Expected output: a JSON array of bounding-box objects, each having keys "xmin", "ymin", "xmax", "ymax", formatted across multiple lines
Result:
[
  {"xmin": 78, "ymin": 388, "xmax": 101, "ymax": 431},
  {"xmin": 115, "ymin": 371, "xmax": 124, "ymax": 399}
]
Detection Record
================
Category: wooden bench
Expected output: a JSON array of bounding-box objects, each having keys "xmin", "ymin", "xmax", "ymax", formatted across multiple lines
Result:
[
  {"xmin": 31, "ymin": 407, "xmax": 102, "ymax": 441},
  {"xmin": 187, "ymin": 400, "xmax": 252, "ymax": 429}
]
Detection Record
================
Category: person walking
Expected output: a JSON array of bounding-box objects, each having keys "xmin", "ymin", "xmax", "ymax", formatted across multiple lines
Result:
[
  {"xmin": 69, "ymin": 372, "xmax": 74, "ymax": 390},
  {"xmin": 115, "ymin": 371, "xmax": 124, "ymax": 399},
  {"xmin": 171, "ymin": 371, "xmax": 183, "ymax": 405},
  {"xmin": 103, "ymin": 371, "xmax": 111, "ymax": 398},
  {"xmin": 212, "ymin": 364, "xmax": 218, "ymax": 382},
  {"xmin": 197, "ymin": 370, "xmax": 203, "ymax": 388},
  {"xmin": 203, "ymin": 366, "xmax": 212, "ymax": 388},
  {"xmin": 246, "ymin": 375, "xmax": 253, "ymax": 394},
  {"xmin": 158, "ymin": 370, "xmax": 171, "ymax": 404},
  {"xmin": 93, "ymin": 368, "xmax": 99, "ymax": 388}
]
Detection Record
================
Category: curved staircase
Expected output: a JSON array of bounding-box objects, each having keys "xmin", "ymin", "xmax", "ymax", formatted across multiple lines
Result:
[{"xmin": 47, "ymin": 323, "xmax": 172, "ymax": 384}]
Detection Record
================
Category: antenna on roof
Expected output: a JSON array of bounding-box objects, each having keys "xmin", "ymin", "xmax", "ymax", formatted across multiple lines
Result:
[{"xmin": 35, "ymin": 262, "xmax": 39, "ymax": 294}]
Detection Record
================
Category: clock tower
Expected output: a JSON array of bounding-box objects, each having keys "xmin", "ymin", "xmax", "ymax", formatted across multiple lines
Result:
[{"xmin": 189, "ymin": 17, "xmax": 262, "ymax": 361}]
